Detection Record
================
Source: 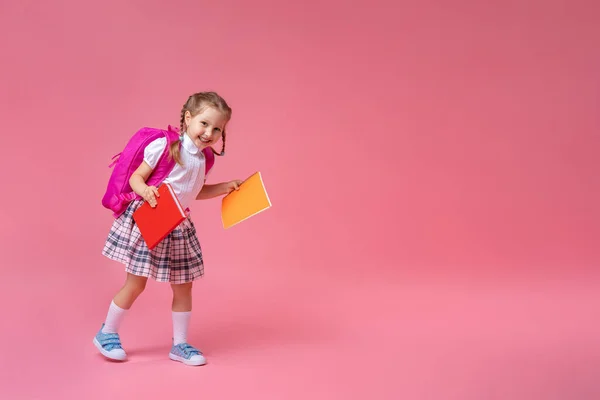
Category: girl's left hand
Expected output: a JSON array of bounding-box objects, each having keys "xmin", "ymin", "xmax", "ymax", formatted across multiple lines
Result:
[{"xmin": 225, "ymin": 180, "xmax": 243, "ymax": 194}]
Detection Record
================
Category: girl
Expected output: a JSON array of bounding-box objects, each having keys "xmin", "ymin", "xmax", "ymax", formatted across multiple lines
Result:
[{"xmin": 94, "ymin": 92, "xmax": 241, "ymax": 366}]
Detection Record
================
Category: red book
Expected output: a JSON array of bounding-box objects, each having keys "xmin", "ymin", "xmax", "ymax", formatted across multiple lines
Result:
[{"xmin": 132, "ymin": 183, "xmax": 186, "ymax": 250}]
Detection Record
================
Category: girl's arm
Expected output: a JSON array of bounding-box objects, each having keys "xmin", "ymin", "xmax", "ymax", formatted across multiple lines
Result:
[
  {"xmin": 129, "ymin": 161, "xmax": 153, "ymax": 195},
  {"xmin": 196, "ymin": 180, "xmax": 242, "ymax": 200},
  {"xmin": 130, "ymin": 161, "xmax": 160, "ymax": 207}
]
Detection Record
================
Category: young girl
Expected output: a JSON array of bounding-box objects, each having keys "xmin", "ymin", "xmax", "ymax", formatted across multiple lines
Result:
[{"xmin": 94, "ymin": 92, "xmax": 241, "ymax": 366}]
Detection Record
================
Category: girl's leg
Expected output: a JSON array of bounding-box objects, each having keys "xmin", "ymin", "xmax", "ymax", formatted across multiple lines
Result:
[
  {"xmin": 94, "ymin": 273, "xmax": 148, "ymax": 361},
  {"xmin": 113, "ymin": 273, "xmax": 149, "ymax": 310},
  {"xmin": 103, "ymin": 273, "xmax": 148, "ymax": 333},
  {"xmin": 171, "ymin": 282, "xmax": 193, "ymax": 344},
  {"xmin": 169, "ymin": 282, "xmax": 206, "ymax": 366}
]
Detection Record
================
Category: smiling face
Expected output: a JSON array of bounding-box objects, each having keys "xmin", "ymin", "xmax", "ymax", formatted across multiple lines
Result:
[{"xmin": 184, "ymin": 106, "xmax": 229, "ymax": 150}]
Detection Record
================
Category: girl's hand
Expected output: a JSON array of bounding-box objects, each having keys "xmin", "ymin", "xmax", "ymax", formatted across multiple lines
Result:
[
  {"xmin": 142, "ymin": 185, "xmax": 160, "ymax": 207},
  {"xmin": 225, "ymin": 180, "xmax": 243, "ymax": 194}
]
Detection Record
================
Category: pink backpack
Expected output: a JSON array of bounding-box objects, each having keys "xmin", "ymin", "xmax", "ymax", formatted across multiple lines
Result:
[{"xmin": 102, "ymin": 125, "xmax": 215, "ymax": 218}]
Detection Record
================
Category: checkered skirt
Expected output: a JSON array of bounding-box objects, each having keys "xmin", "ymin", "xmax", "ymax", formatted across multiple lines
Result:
[{"xmin": 102, "ymin": 200, "xmax": 204, "ymax": 284}]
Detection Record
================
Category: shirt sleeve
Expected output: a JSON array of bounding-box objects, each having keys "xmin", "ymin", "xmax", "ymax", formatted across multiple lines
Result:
[{"xmin": 143, "ymin": 137, "xmax": 167, "ymax": 170}]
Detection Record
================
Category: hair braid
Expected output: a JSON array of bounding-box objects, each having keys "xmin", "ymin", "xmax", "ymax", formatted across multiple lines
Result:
[
  {"xmin": 166, "ymin": 101, "xmax": 188, "ymax": 166},
  {"xmin": 212, "ymin": 131, "xmax": 226, "ymax": 156},
  {"xmin": 179, "ymin": 101, "xmax": 188, "ymax": 133}
]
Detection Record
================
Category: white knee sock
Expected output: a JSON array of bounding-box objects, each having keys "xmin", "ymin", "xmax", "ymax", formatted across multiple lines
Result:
[
  {"xmin": 172, "ymin": 311, "xmax": 191, "ymax": 345},
  {"xmin": 102, "ymin": 300, "xmax": 127, "ymax": 333}
]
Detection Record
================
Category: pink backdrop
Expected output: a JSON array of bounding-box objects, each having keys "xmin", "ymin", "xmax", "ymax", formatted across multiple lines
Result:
[{"xmin": 1, "ymin": 0, "xmax": 598, "ymax": 399}]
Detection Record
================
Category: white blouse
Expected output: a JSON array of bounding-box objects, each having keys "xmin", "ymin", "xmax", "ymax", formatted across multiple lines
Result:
[{"xmin": 143, "ymin": 133, "xmax": 210, "ymax": 210}]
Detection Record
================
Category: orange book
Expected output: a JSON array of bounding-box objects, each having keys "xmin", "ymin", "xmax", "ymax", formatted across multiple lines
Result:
[
  {"xmin": 221, "ymin": 171, "xmax": 272, "ymax": 229},
  {"xmin": 132, "ymin": 183, "xmax": 187, "ymax": 249}
]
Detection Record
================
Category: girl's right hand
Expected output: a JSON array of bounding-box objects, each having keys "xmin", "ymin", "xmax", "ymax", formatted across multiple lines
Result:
[{"xmin": 142, "ymin": 185, "xmax": 160, "ymax": 207}]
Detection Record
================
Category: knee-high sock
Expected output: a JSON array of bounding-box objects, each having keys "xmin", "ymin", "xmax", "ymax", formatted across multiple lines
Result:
[
  {"xmin": 172, "ymin": 311, "xmax": 191, "ymax": 345},
  {"xmin": 102, "ymin": 301, "xmax": 127, "ymax": 333}
]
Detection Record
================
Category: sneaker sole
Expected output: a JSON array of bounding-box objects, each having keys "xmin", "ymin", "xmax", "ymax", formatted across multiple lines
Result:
[
  {"xmin": 93, "ymin": 337, "xmax": 127, "ymax": 361},
  {"xmin": 169, "ymin": 352, "xmax": 207, "ymax": 366}
]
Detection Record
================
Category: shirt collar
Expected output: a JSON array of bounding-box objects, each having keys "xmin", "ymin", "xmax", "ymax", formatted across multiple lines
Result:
[{"xmin": 181, "ymin": 133, "xmax": 199, "ymax": 154}]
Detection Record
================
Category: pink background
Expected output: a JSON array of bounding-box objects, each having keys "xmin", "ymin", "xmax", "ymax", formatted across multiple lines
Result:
[{"xmin": 1, "ymin": 0, "xmax": 599, "ymax": 399}]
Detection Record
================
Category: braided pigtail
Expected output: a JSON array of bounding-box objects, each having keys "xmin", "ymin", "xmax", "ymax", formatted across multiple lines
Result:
[
  {"xmin": 166, "ymin": 103, "xmax": 187, "ymax": 166},
  {"xmin": 179, "ymin": 105, "xmax": 187, "ymax": 133},
  {"xmin": 212, "ymin": 130, "xmax": 226, "ymax": 156},
  {"xmin": 168, "ymin": 139, "xmax": 183, "ymax": 166}
]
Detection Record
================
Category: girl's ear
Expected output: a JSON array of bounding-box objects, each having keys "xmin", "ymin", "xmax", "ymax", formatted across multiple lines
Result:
[{"xmin": 184, "ymin": 111, "xmax": 192, "ymax": 127}]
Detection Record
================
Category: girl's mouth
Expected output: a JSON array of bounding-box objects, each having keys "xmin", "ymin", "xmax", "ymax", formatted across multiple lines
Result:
[{"xmin": 200, "ymin": 137, "xmax": 211, "ymax": 143}]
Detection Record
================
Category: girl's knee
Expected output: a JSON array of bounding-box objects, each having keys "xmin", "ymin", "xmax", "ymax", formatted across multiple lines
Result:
[
  {"xmin": 171, "ymin": 282, "xmax": 193, "ymax": 296},
  {"xmin": 125, "ymin": 274, "xmax": 148, "ymax": 294}
]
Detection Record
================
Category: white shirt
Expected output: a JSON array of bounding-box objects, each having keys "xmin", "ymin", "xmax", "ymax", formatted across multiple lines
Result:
[{"xmin": 143, "ymin": 133, "xmax": 209, "ymax": 210}]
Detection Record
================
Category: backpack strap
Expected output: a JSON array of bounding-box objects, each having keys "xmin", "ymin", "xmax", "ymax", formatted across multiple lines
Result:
[
  {"xmin": 108, "ymin": 152, "xmax": 122, "ymax": 168},
  {"xmin": 203, "ymin": 147, "xmax": 215, "ymax": 175},
  {"xmin": 145, "ymin": 126, "xmax": 180, "ymax": 188}
]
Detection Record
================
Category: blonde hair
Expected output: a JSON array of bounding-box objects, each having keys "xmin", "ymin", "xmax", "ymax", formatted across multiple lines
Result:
[{"xmin": 169, "ymin": 91, "xmax": 232, "ymax": 165}]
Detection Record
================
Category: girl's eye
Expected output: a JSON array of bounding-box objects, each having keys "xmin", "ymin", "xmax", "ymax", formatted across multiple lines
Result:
[{"xmin": 201, "ymin": 121, "xmax": 208, "ymax": 126}]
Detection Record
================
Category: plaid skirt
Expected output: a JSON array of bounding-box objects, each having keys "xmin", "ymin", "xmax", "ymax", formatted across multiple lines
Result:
[{"xmin": 102, "ymin": 200, "xmax": 204, "ymax": 284}]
